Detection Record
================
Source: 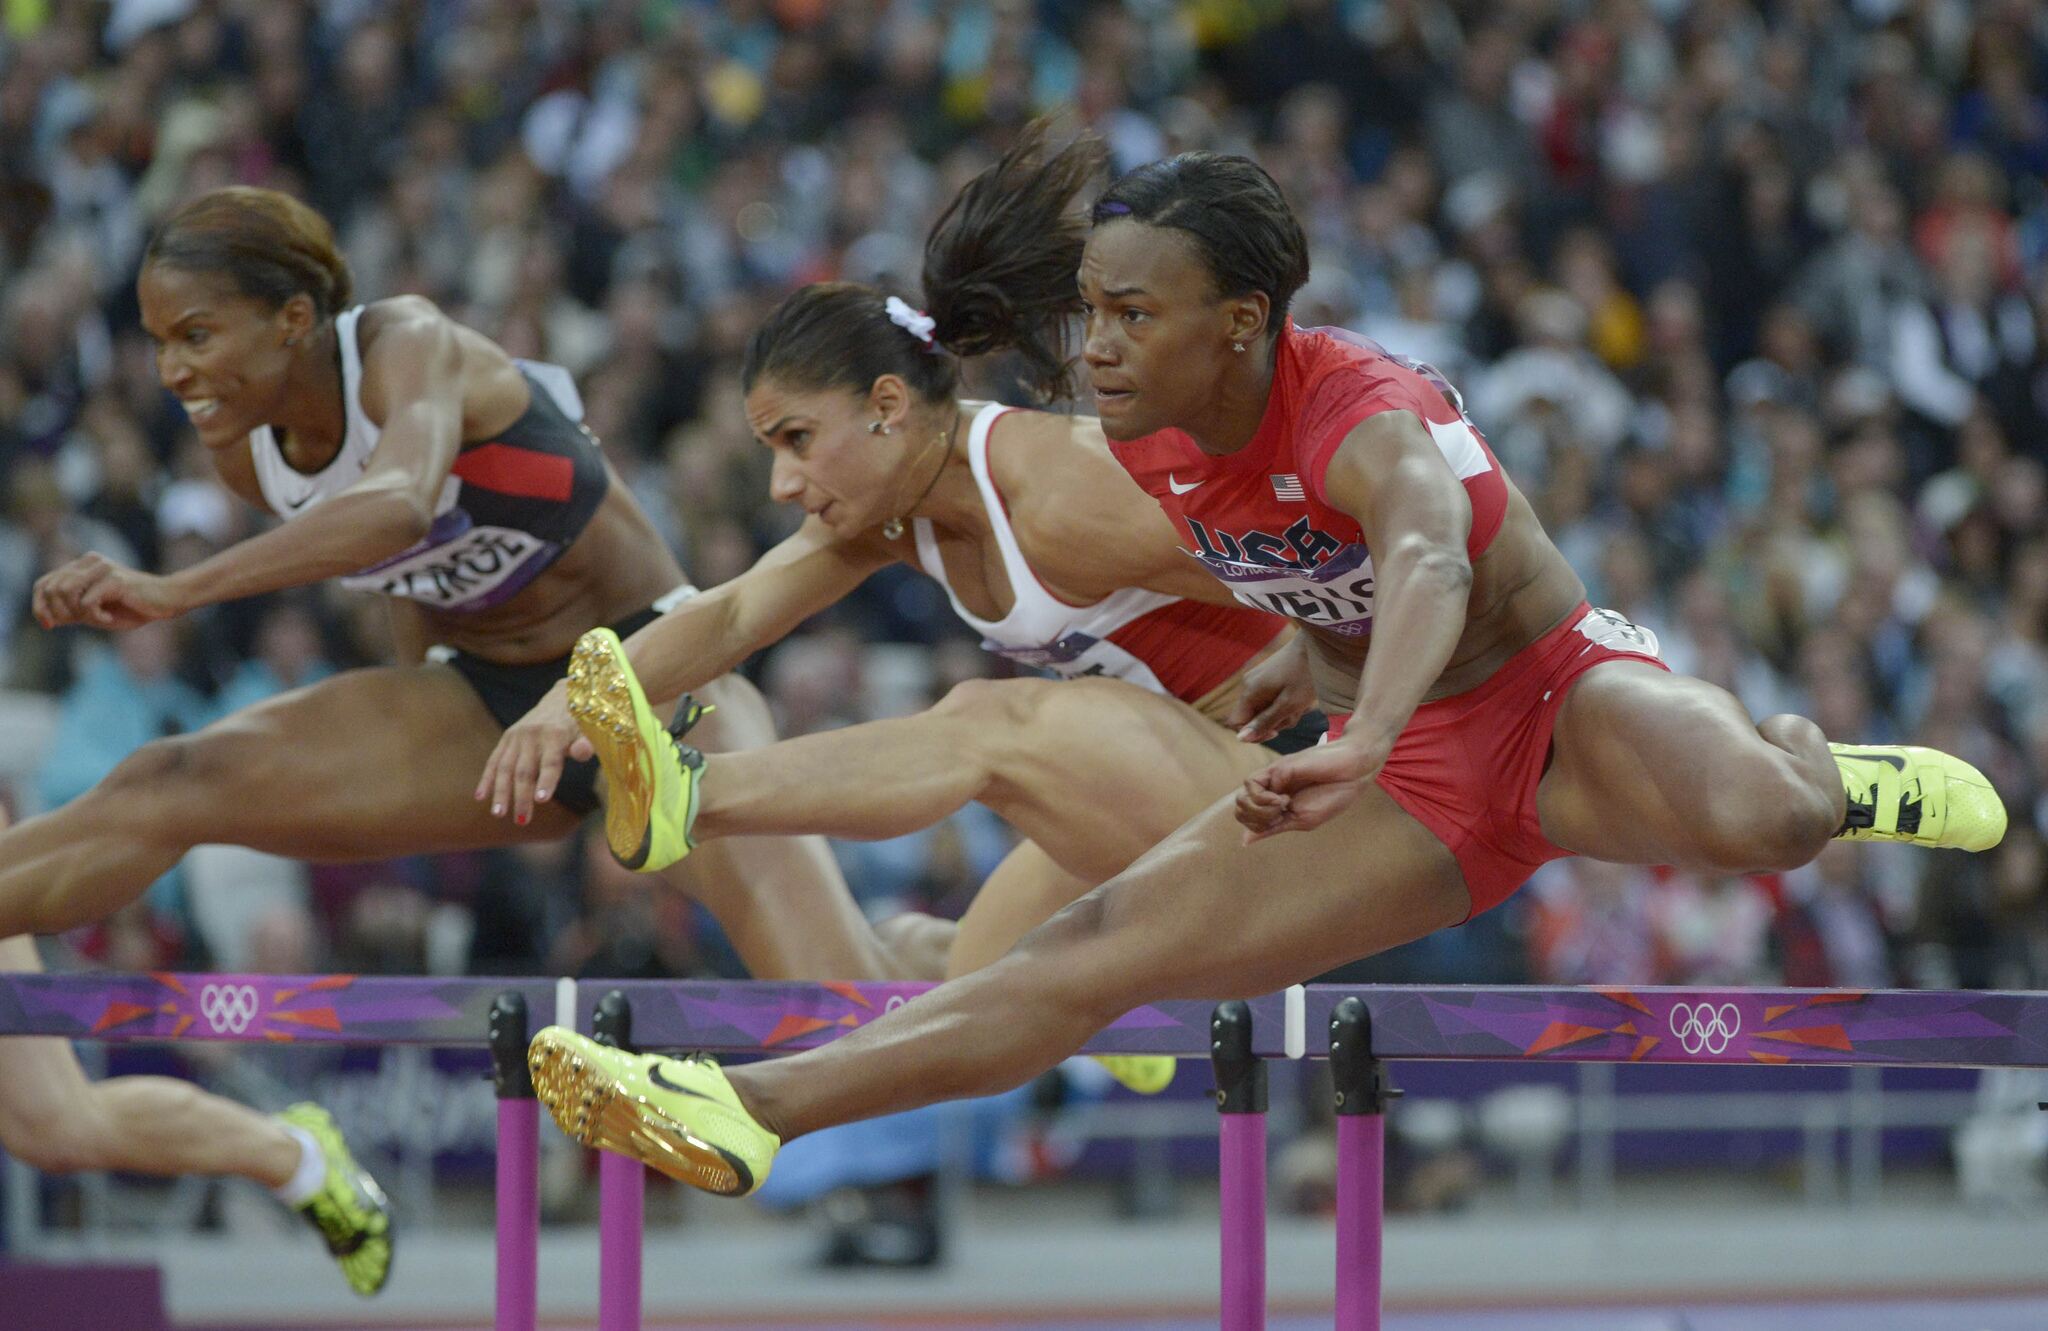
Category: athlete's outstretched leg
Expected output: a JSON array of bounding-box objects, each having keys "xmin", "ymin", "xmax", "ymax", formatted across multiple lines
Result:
[
  {"xmin": 0, "ymin": 933, "xmax": 302, "ymax": 1182},
  {"xmin": 0, "ymin": 936, "xmax": 392, "ymax": 1294},
  {"xmin": 529, "ymin": 780, "xmax": 1469, "ymax": 1190},
  {"xmin": 0, "ymin": 665, "xmax": 577, "ymax": 939},
  {"xmin": 684, "ymin": 677, "xmax": 1269, "ymax": 887}
]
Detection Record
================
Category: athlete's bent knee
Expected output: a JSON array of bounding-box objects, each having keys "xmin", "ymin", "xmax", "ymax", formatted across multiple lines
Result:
[
  {"xmin": 91, "ymin": 734, "xmax": 237, "ymax": 840},
  {"xmin": 933, "ymin": 677, "xmax": 1051, "ymax": 727},
  {"xmin": 1694, "ymin": 768, "xmax": 1837, "ymax": 873}
]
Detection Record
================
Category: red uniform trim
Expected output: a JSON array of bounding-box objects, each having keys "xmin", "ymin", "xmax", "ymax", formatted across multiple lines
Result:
[{"xmin": 452, "ymin": 443, "xmax": 576, "ymax": 502}]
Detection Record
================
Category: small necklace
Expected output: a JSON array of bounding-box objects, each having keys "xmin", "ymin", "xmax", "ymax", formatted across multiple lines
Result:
[{"xmin": 882, "ymin": 408, "xmax": 960, "ymax": 540}]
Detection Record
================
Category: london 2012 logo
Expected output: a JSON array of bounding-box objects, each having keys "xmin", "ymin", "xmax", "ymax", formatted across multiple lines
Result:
[
  {"xmin": 199, "ymin": 983, "xmax": 262, "ymax": 1034},
  {"xmin": 1668, "ymin": 1001, "xmax": 1742, "ymax": 1055}
]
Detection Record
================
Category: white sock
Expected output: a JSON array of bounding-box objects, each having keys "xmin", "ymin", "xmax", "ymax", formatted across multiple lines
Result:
[{"xmin": 273, "ymin": 1123, "xmax": 328, "ymax": 1206}]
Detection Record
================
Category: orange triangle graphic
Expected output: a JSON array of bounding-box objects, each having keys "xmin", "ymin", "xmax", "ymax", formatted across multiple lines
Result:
[
  {"xmin": 264, "ymin": 1031, "xmax": 296, "ymax": 1042},
  {"xmin": 821, "ymin": 981, "xmax": 871, "ymax": 1008},
  {"xmin": 1592, "ymin": 989, "xmax": 1655, "ymax": 1015},
  {"xmin": 1527, "ymin": 1021, "xmax": 1608, "ymax": 1055},
  {"xmin": 151, "ymin": 973, "xmax": 189, "ymax": 996},
  {"xmin": 762, "ymin": 1014, "xmax": 836, "ymax": 1047},
  {"xmin": 270, "ymin": 1008, "xmax": 342, "ymax": 1032},
  {"xmin": 92, "ymin": 1002, "xmax": 155, "ymax": 1034},
  {"xmin": 1765, "ymin": 1005, "xmax": 1795, "ymax": 1023},
  {"xmin": 1804, "ymin": 991, "xmax": 1866, "ymax": 1008},
  {"xmin": 273, "ymin": 989, "xmax": 298, "ymax": 1005},
  {"xmin": 1748, "ymin": 1051, "xmax": 1791, "ymax": 1064},
  {"xmin": 1614, "ymin": 1022, "xmax": 1637, "ymax": 1036},
  {"xmin": 1631, "ymin": 1036, "xmax": 1659, "ymax": 1061},
  {"xmin": 1754, "ymin": 1025, "xmax": 1852, "ymax": 1052},
  {"xmin": 306, "ymin": 974, "xmax": 355, "ymax": 992},
  {"xmin": 172, "ymin": 1015, "xmax": 193, "ymax": 1038}
]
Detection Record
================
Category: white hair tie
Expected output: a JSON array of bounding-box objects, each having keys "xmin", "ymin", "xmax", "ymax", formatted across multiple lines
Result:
[{"xmin": 884, "ymin": 295, "xmax": 937, "ymax": 347}]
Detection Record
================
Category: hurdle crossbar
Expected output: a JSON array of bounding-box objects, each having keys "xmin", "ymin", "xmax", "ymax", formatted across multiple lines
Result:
[{"xmin": 5, "ymin": 973, "xmax": 2047, "ymax": 1331}]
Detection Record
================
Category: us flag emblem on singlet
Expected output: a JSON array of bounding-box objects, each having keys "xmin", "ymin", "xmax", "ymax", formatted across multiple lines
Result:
[{"xmin": 1271, "ymin": 474, "xmax": 1305, "ymax": 501}]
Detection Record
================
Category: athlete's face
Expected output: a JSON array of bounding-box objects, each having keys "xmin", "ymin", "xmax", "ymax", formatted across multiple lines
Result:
[
  {"xmin": 1078, "ymin": 220, "xmax": 1262, "ymax": 441},
  {"xmin": 139, "ymin": 263, "xmax": 309, "ymax": 450},
  {"xmin": 745, "ymin": 375, "xmax": 917, "ymax": 534}
]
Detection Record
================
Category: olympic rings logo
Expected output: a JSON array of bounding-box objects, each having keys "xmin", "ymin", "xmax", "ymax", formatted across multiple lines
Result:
[
  {"xmin": 199, "ymin": 984, "xmax": 261, "ymax": 1034},
  {"xmin": 1668, "ymin": 1002, "xmax": 1742, "ymax": 1055}
]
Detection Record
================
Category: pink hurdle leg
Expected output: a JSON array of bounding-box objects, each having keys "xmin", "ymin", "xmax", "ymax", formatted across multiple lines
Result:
[
  {"xmin": 593, "ymin": 991, "xmax": 643, "ymax": 1331},
  {"xmin": 1212, "ymin": 1001, "xmax": 1268, "ymax": 1331},
  {"xmin": 490, "ymin": 994, "xmax": 539, "ymax": 1331},
  {"xmin": 1331, "ymin": 996, "xmax": 1393, "ymax": 1331},
  {"xmin": 599, "ymin": 1152, "xmax": 644, "ymax": 1331}
]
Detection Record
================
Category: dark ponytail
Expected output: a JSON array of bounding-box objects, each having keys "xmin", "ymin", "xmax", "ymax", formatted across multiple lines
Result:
[
  {"xmin": 921, "ymin": 119, "xmax": 1108, "ymax": 399},
  {"xmin": 743, "ymin": 119, "xmax": 1107, "ymax": 405}
]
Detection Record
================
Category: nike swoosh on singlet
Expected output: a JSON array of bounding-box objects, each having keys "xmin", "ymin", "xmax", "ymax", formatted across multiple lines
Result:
[{"xmin": 1167, "ymin": 474, "xmax": 1203, "ymax": 495}]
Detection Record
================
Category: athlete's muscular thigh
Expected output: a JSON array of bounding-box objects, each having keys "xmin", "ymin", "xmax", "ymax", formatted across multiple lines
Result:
[
  {"xmin": 979, "ymin": 677, "xmax": 1274, "ymax": 885},
  {"xmin": 147, "ymin": 664, "xmax": 578, "ymax": 858},
  {"xmin": 1046, "ymin": 780, "xmax": 1470, "ymax": 1008},
  {"xmin": 1538, "ymin": 660, "xmax": 1768, "ymax": 863}
]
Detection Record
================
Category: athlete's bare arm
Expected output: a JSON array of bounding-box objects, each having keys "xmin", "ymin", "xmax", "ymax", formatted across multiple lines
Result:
[
  {"xmin": 33, "ymin": 299, "xmax": 485, "ymax": 631},
  {"xmin": 477, "ymin": 517, "xmax": 895, "ymax": 821},
  {"xmin": 1237, "ymin": 409, "xmax": 1474, "ymax": 840}
]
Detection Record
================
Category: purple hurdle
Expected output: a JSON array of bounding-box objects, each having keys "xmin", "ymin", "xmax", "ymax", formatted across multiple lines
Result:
[
  {"xmin": 488, "ymin": 991, "xmax": 539, "ymax": 1331},
  {"xmin": 1211, "ymin": 999, "xmax": 1269, "ymax": 1331}
]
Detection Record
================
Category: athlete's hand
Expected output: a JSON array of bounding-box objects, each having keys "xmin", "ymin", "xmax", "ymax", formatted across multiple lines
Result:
[
  {"xmin": 1236, "ymin": 735, "xmax": 1385, "ymax": 843},
  {"xmin": 33, "ymin": 554, "xmax": 188, "ymax": 630},
  {"xmin": 477, "ymin": 679, "xmax": 593, "ymax": 825},
  {"xmin": 1228, "ymin": 633, "xmax": 1315, "ymax": 744}
]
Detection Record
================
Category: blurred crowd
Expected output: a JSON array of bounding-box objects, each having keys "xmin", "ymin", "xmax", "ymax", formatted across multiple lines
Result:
[{"xmin": 1, "ymin": 0, "xmax": 2045, "ymax": 995}]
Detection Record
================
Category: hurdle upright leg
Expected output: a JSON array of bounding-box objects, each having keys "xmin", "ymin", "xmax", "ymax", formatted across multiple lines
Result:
[
  {"xmin": 1211, "ymin": 1000, "xmax": 1268, "ymax": 1331},
  {"xmin": 593, "ymin": 991, "xmax": 643, "ymax": 1331},
  {"xmin": 1331, "ymin": 995, "xmax": 1395, "ymax": 1331},
  {"xmin": 489, "ymin": 993, "xmax": 539, "ymax": 1331}
]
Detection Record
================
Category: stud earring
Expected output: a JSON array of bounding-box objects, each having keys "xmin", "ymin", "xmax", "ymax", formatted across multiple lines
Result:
[
  {"xmin": 868, "ymin": 421, "xmax": 891, "ymax": 435},
  {"xmin": 1231, "ymin": 341, "xmax": 1246, "ymax": 353}
]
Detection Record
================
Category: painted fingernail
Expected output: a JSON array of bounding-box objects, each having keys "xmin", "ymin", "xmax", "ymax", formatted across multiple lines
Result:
[
  {"xmin": 535, "ymin": 789, "xmax": 550, "ymax": 802},
  {"xmin": 515, "ymin": 813, "xmax": 529, "ymax": 826},
  {"xmin": 492, "ymin": 803, "xmax": 504, "ymax": 816}
]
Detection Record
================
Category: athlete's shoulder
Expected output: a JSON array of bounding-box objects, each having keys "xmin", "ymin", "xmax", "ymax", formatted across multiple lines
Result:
[
  {"xmin": 355, "ymin": 294, "xmax": 449, "ymax": 342},
  {"xmin": 1286, "ymin": 325, "xmax": 1465, "ymax": 427}
]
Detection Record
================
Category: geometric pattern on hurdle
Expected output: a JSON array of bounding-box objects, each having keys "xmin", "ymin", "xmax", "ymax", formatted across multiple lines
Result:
[{"xmin": 4, "ymin": 972, "xmax": 2047, "ymax": 1331}]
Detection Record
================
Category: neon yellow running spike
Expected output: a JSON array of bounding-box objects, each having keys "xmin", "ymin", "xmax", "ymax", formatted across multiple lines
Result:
[
  {"xmin": 277, "ymin": 1103, "xmax": 393, "ymax": 1297},
  {"xmin": 1094, "ymin": 1055, "xmax": 1177, "ymax": 1095},
  {"xmin": 1831, "ymin": 743, "xmax": 2007, "ymax": 853},
  {"xmin": 528, "ymin": 1027, "xmax": 778, "ymax": 1196},
  {"xmin": 565, "ymin": 628, "xmax": 708, "ymax": 872}
]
